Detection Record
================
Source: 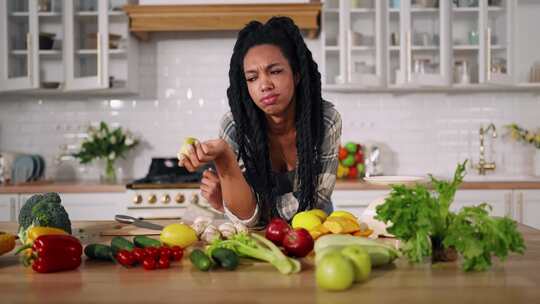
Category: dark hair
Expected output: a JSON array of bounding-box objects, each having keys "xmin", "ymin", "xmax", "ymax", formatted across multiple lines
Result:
[{"xmin": 226, "ymin": 16, "xmax": 324, "ymax": 223}]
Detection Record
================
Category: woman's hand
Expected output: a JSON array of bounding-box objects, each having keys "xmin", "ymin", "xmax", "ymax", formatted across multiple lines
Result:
[
  {"xmin": 177, "ymin": 139, "xmax": 228, "ymax": 172},
  {"xmin": 200, "ymin": 169, "xmax": 224, "ymax": 212}
]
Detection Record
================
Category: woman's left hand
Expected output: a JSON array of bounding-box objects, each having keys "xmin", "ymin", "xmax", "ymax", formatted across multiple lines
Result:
[{"xmin": 177, "ymin": 139, "xmax": 228, "ymax": 172}]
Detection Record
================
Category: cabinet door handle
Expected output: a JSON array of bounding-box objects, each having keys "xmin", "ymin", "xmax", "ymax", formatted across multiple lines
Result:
[
  {"xmin": 486, "ymin": 27, "xmax": 491, "ymax": 81},
  {"xmin": 27, "ymin": 33, "xmax": 32, "ymax": 82},
  {"xmin": 517, "ymin": 192, "xmax": 524, "ymax": 224},
  {"xmin": 97, "ymin": 32, "xmax": 101, "ymax": 85},
  {"xmin": 504, "ymin": 192, "xmax": 512, "ymax": 218},
  {"xmin": 10, "ymin": 197, "xmax": 16, "ymax": 221},
  {"xmin": 406, "ymin": 31, "xmax": 412, "ymax": 82}
]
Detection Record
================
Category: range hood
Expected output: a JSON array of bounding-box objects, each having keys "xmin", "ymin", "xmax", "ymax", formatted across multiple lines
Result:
[{"xmin": 123, "ymin": 2, "xmax": 321, "ymax": 40}]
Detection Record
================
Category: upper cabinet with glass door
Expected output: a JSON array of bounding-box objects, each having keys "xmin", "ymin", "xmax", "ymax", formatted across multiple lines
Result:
[
  {"xmin": 0, "ymin": 0, "xmax": 38, "ymax": 91},
  {"xmin": 398, "ymin": 0, "xmax": 452, "ymax": 86},
  {"xmin": 322, "ymin": 0, "xmax": 386, "ymax": 88}
]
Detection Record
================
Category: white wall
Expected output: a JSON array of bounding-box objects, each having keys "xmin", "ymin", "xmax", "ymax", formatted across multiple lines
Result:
[{"xmin": 1, "ymin": 19, "xmax": 539, "ymax": 182}]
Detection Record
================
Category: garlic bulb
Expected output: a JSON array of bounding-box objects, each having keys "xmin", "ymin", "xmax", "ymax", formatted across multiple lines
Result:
[
  {"xmin": 191, "ymin": 221, "xmax": 208, "ymax": 238},
  {"xmin": 218, "ymin": 222, "xmax": 237, "ymax": 239},
  {"xmin": 201, "ymin": 225, "xmax": 221, "ymax": 243},
  {"xmin": 193, "ymin": 216, "xmax": 213, "ymax": 226},
  {"xmin": 233, "ymin": 222, "xmax": 248, "ymax": 234}
]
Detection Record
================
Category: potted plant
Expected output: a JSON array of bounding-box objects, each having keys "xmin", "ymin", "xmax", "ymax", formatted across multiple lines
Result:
[
  {"xmin": 74, "ymin": 122, "xmax": 139, "ymax": 183},
  {"xmin": 505, "ymin": 123, "xmax": 540, "ymax": 176}
]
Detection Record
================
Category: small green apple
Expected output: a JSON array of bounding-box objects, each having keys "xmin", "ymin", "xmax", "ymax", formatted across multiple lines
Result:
[
  {"xmin": 344, "ymin": 142, "xmax": 358, "ymax": 153},
  {"xmin": 315, "ymin": 252, "xmax": 355, "ymax": 291},
  {"xmin": 342, "ymin": 155, "xmax": 355, "ymax": 167},
  {"xmin": 341, "ymin": 245, "xmax": 371, "ymax": 283}
]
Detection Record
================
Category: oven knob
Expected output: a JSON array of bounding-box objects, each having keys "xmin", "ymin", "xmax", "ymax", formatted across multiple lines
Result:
[
  {"xmin": 133, "ymin": 194, "xmax": 143, "ymax": 205},
  {"xmin": 191, "ymin": 193, "xmax": 199, "ymax": 205},
  {"xmin": 148, "ymin": 194, "xmax": 157, "ymax": 204},
  {"xmin": 161, "ymin": 194, "xmax": 171, "ymax": 204},
  {"xmin": 175, "ymin": 193, "xmax": 185, "ymax": 204}
]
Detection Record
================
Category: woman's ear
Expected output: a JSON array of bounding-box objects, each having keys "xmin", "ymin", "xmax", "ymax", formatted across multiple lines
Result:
[{"xmin": 294, "ymin": 73, "xmax": 300, "ymax": 85}]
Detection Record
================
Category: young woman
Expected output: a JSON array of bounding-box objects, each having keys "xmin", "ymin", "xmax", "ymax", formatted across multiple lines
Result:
[{"xmin": 178, "ymin": 16, "xmax": 342, "ymax": 228}]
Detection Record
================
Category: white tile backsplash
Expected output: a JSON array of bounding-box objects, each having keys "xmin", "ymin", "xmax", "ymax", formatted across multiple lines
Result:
[{"xmin": 1, "ymin": 33, "xmax": 539, "ymax": 182}]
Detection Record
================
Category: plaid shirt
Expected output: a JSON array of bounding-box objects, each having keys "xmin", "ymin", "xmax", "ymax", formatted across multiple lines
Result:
[{"xmin": 219, "ymin": 101, "xmax": 342, "ymax": 228}]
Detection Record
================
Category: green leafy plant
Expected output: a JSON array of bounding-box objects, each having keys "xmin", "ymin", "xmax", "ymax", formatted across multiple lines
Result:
[
  {"xmin": 73, "ymin": 122, "xmax": 138, "ymax": 182},
  {"xmin": 505, "ymin": 123, "xmax": 540, "ymax": 149},
  {"xmin": 375, "ymin": 160, "xmax": 526, "ymax": 271}
]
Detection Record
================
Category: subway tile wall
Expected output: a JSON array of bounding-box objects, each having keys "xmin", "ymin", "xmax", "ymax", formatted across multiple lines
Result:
[{"xmin": 1, "ymin": 32, "xmax": 539, "ymax": 181}]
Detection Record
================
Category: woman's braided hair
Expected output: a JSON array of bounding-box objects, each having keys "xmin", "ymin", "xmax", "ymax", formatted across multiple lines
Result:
[{"xmin": 226, "ymin": 16, "xmax": 324, "ymax": 223}]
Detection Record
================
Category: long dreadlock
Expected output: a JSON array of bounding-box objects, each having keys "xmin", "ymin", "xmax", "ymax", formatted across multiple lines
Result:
[{"xmin": 226, "ymin": 16, "xmax": 325, "ymax": 223}]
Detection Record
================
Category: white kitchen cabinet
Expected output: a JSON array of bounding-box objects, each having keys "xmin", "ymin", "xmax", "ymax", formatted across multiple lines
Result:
[
  {"xmin": 322, "ymin": 0, "xmax": 517, "ymax": 89},
  {"xmin": 513, "ymin": 190, "xmax": 540, "ymax": 230},
  {"xmin": 452, "ymin": 189, "xmax": 510, "ymax": 217},
  {"xmin": 0, "ymin": 0, "xmax": 138, "ymax": 93},
  {"xmin": 322, "ymin": 0, "xmax": 386, "ymax": 87},
  {"xmin": 0, "ymin": 0, "xmax": 39, "ymax": 91},
  {"xmin": 0, "ymin": 194, "xmax": 19, "ymax": 222},
  {"xmin": 331, "ymin": 190, "xmax": 389, "ymax": 219},
  {"xmin": 19, "ymin": 192, "xmax": 127, "ymax": 221}
]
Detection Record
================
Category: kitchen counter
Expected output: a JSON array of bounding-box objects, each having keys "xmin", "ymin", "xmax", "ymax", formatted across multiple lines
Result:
[
  {"xmin": 2, "ymin": 179, "xmax": 540, "ymax": 194},
  {"xmin": 0, "ymin": 221, "xmax": 539, "ymax": 304}
]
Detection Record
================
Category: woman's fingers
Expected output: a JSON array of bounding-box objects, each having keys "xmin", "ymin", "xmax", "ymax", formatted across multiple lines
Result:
[{"xmin": 203, "ymin": 169, "xmax": 220, "ymax": 182}]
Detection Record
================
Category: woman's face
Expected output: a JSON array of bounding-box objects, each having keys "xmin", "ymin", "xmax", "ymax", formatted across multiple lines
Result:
[{"xmin": 243, "ymin": 44, "xmax": 296, "ymax": 116}]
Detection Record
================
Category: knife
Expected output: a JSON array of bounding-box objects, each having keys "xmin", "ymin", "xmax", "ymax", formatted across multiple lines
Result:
[{"xmin": 114, "ymin": 214, "xmax": 164, "ymax": 230}]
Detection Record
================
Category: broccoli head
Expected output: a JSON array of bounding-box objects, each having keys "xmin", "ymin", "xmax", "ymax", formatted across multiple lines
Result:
[{"xmin": 17, "ymin": 192, "xmax": 71, "ymax": 242}]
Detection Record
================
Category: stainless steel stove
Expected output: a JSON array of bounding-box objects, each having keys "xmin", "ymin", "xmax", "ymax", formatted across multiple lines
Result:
[{"xmin": 125, "ymin": 158, "xmax": 215, "ymax": 219}]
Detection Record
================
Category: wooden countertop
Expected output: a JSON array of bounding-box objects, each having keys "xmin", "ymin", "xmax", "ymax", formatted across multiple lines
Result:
[
  {"xmin": 2, "ymin": 179, "xmax": 540, "ymax": 194},
  {"xmin": 0, "ymin": 221, "xmax": 539, "ymax": 304}
]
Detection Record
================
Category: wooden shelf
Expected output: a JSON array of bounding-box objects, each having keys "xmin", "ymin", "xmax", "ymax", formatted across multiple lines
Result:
[
  {"xmin": 10, "ymin": 12, "xmax": 29, "ymax": 17},
  {"xmin": 123, "ymin": 2, "xmax": 322, "ymax": 40}
]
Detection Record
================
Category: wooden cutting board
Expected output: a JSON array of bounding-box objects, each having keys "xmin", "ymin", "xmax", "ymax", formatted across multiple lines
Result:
[{"xmin": 99, "ymin": 223, "xmax": 162, "ymax": 236}]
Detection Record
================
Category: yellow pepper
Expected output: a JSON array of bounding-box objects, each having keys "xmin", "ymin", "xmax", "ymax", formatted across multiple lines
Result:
[
  {"xmin": 26, "ymin": 226, "xmax": 68, "ymax": 245},
  {"xmin": 0, "ymin": 232, "xmax": 16, "ymax": 256}
]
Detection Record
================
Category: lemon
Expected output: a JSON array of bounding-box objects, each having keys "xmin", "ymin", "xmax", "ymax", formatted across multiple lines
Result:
[
  {"xmin": 308, "ymin": 209, "xmax": 328, "ymax": 221},
  {"xmin": 160, "ymin": 223, "xmax": 198, "ymax": 248},
  {"xmin": 329, "ymin": 210, "xmax": 358, "ymax": 222},
  {"xmin": 292, "ymin": 211, "xmax": 322, "ymax": 231}
]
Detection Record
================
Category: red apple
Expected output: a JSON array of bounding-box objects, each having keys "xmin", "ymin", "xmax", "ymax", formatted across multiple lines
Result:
[
  {"xmin": 354, "ymin": 151, "xmax": 364, "ymax": 164},
  {"xmin": 265, "ymin": 218, "xmax": 292, "ymax": 246},
  {"xmin": 282, "ymin": 228, "xmax": 314, "ymax": 258}
]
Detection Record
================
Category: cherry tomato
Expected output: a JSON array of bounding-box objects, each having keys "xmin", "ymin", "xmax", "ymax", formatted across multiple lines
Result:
[
  {"xmin": 159, "ymin": 247, "xmax": 172, "ymax": 260},
  {"xmin": 171, "ymin": 247, "xmax": 184, "ymax": 261},
  {"xmin": 158, "ymin": 256, "xmax": 170, "ymax": 269},
  {"xmin": 145, "ymin": 247, "xmax": 159, "ymax": 260},
  {"xmin": 132, "ymin": 248, "xmax": 147, "ymax": 263},
  {"xmin": 116, "ymin": 250, "xmax": 135, "ymax": 267},
  {"xmin": 142, "ymin": 257, "xmax": 157, "ymax": 270}
]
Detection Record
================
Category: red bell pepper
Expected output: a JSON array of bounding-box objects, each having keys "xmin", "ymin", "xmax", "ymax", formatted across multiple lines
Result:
[{"xmin": 18, "ymin": 234, "xmax": 83, "ymax": 273}]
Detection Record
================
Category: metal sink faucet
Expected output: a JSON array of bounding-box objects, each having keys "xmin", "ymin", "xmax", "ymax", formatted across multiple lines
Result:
[{"xmin": 475, "ymin": 123, "xmax": 497, "ymax": 175}]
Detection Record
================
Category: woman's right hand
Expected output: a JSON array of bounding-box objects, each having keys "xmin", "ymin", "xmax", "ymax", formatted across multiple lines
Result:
[{"xmin": 177, "ymin": 138, "xmax": 229, "ymax": 172}]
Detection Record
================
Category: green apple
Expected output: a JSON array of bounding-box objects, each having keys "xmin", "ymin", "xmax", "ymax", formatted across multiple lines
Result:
[
  {"xmin": 344, "ymin": 142, "xmax": 358, "ymax": 153},
  {"xmin": 342, "ymin": 155, "xmax": 355, "ymax": 167},
  {"xmin": 315, "ymin": 252, "xmax": 355, "ymax": 291},
  {"xmin": 341, "ymin": 245, "xmax": 371, "ymax": 283}
]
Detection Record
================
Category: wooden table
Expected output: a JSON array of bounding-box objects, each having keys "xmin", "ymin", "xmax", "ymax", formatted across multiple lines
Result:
[{"xmin": 1, "ymin": 221, "xmax": 539, "ymax": 304}]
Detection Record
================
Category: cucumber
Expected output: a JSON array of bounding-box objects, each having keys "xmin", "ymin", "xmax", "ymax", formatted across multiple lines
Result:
[
  {"xmin": 111, "ymin": 236, "xmax": 134, "ymax": 255},
  {"xmin": 190, "ymin": 249, "xmax": 213, "ymax": 271},
  {"xmin": 133, "ymin": 236, "xmax": 161, "ymax": 248},
  {"xmin": 211, "ymin": 248, "xmax": 239, "ymax": 271},
  {"xmin": 84, "ymin": 244, "xmax": 114, "ymax": 261}
]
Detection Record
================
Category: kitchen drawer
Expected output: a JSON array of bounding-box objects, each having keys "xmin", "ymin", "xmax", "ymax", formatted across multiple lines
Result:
[{"xmin": 0, "ymin": 194, "xmax": 18, "ymax": 222}]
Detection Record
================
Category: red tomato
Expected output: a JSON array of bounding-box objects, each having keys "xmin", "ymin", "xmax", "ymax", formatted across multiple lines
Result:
[
  {"xmin": 159, "ymin": 247, "xmax": 172, "ymax": 261},
  {"xmin": 142, "ymin": 257, "xmax": 157, "ymax": 270},
  {"xmin": 338, "ymin": 147, "xmax": 348, "ymax": 161},
  {"xmin": 158, "ymin": 256, "xmax": 170, "ymax": 269},
  {"xmin": 116, "ymin": 250, "xmax": 135, "ymax": 267},
  {"xmin": 132, "ymin": 248, "xmax": 147, "ymax": 263},
  {"xmin": 170, "ymin": 246, "xmax": 184, "ymax": 261},
  {"xmin": 145, "ymin": 247, "xmax": 159, "ymax": 260}
]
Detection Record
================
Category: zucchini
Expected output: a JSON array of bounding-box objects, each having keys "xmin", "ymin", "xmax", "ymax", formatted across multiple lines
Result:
[
  {"xmin": 190, "ymin": 249, "xmax": 213, "ymax": 271},
  {"xmin": 111, "ymin": 236, "xmax": 134, "ymax": 255},
  {"xmin": 210, "ymin": 248, "xmax": 239, "ymax": 271},
  {"xmin": 84, "ymin": 244, "xmax": 114, "ymax": 261},
  {"xmin": 133, "ymin": 236, "xmax": 161, "ymax": 248}
]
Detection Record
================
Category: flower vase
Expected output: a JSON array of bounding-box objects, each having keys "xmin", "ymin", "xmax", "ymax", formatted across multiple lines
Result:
[
  {"xmin": 535, "ymin": 149, "xmax": 540, "ymax": 177},
  {"xmin": 102, "ymin": 159, "xmax": 117, "ymax": 183}
]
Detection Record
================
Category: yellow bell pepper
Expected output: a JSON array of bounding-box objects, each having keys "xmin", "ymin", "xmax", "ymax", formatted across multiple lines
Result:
[
  {"xmin": 0, "ymin": 232, "xmax": 16, "ymax": 256},
  {"xmin": 26, "ymin": 226, "xmax": 68, "ymax": 245}
]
